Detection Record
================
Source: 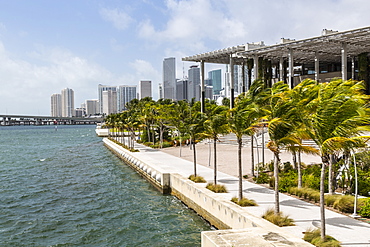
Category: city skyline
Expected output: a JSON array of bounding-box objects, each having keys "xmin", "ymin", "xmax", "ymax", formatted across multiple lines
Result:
[{"xmin": 2, "ymin": 1, "xmax": 370, "ymax": 115}]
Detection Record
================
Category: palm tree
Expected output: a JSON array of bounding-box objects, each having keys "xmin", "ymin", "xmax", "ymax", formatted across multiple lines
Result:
[
  {"xmin": 286, "ymin": 79, "xmax": 320, "ymax": 188},
  {"xmin": 228, "ymin": 93, "xmax": 260, "ymax": 200},
  {"xmin": 261, "ymin": 81, "xmax": 297, "ymax": 214},
  {"xmin": 202, "ymin": 103, "xmax": 229, "ymax": 185},
  {"xmin": 185, "ymin": 101, "xmax": 205, "ymax": 177},
  {"xmin": 168, "ymin": 100, "xmax": 191, "ymax": 157},
  {"xmin": 302, "ymin": 79, "xmax": 370, "ymax": 240}
]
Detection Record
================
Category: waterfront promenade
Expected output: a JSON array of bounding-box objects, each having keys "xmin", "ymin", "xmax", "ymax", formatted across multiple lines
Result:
[{"xmin": 127, "ymin": 136, "xmax": 370, "ymax": 247}]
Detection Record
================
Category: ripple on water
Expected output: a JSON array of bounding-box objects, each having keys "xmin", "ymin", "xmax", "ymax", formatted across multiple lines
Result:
[{"xmin": 0, "ymin": 126, "xmax": 211, "ymax": 246}]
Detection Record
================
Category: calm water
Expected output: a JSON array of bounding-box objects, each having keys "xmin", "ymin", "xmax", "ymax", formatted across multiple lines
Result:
[{"xmin": 0, "ymin": 125, "xmax": 211, "ymax": 246}]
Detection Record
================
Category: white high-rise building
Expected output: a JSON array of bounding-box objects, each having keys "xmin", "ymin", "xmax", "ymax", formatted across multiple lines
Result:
[
  {"xmin": 61, "ymin": 88, "xmax": 74, "ymax": 117},
  {"xmin": 102, "ymin": 90, "xmax": 117, "ymax": 115},
  {"xmin": 50, "ymin": 93, "xmax": 62, "ymax": 117},
  {"xmin": 98, "ymin": 84, "xmax": 117, "ymax": 114},
  {"xmin": 85, "ymin": 99, "xmax": 99, "ymax": 116},
  {"xmin": 138, "ymin": 80, "xmax": 152, "ymax": 99},
  {"xmin": 163, "ymin": 57, "xmax": 176, "ymax": 100},
  {"xmin": 117, "ymin": 85, "xmax": 136, "ymax": 111}
]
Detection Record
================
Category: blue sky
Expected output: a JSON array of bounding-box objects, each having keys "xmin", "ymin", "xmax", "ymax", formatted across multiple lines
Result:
[{"xmin": 1, "ymin": 0, "xmax": 370, "ymax": 115}]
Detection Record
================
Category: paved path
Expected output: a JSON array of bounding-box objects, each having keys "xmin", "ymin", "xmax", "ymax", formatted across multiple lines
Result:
[{"xmin": 127, "ymin": 138, "xmax": 370, "ymax": 247}]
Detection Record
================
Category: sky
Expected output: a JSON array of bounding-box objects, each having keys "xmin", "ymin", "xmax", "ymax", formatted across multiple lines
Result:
[{"xmin": 1, "ymin": 0, "xmax": 370, "ymax": 115}]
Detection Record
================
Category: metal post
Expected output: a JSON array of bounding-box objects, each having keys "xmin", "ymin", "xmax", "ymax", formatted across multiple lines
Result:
[
  {"xmin": 351, "ymin": 151, "xmax": 360, "ymax": 218},
  {"xmin": 261, "ymin": 126, "xmax": 265, "ymax": 166},
  {"xmin": 342, "ymin": 42, "xmax": 348, "ymax": 81},
  {"xmin": 253, "ymin": 135, "xmax": 260, "ymax": 178}
]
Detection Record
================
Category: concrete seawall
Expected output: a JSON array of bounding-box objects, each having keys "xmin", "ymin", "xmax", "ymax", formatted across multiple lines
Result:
[{"xmin": 103, "ymin": 138, "xmax": 313, "ymax": 246}]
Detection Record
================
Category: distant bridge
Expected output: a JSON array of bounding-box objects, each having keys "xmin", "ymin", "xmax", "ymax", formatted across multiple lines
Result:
[{"xmin": 0, "ymin": 114, "xmax": 104, "ymax": 126}]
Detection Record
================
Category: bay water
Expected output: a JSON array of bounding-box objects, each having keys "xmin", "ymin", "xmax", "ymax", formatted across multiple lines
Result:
[{"xmin": 0, "ymin": 125, "xmax": 211, "ymax": 246}]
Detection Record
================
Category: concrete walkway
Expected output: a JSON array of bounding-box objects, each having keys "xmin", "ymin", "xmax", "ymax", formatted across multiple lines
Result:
[{"xmin": 128, "ymin": 139, "xmax": 370, "ymax": 247}]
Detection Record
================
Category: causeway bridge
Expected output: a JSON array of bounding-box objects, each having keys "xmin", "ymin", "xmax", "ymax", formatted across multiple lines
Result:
[{"xmin": 0, "ymin": 114, "xmax": 104, "ymax": 126}]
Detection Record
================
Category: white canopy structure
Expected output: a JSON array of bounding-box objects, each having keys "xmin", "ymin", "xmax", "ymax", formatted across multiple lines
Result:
[{"xmin": 183, "ymin": 26, "xmax": 370, "ymax": 110}]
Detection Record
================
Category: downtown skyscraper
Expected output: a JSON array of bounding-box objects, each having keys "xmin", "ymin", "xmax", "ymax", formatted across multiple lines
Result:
[
  {"xmin": 61, "ymin": 88, "xmax": 74, "ymax": 117},
  {"xmin": 163, "ymin": 57, "xmax": 176, "ymax": 100},
  {"xmin": 138, "ymin": 80, "xmax": 152, "ymax": 99},
  {"xmin": 117, "ymin": 85, "xmax": 136, "ymax": 111},
  {"xmin": 208, "ymin": 69, "xmax": 222, "ymax": 95},
  {"xmin": 50, "ymin": 93, "xmax": 62, "ymax": 117}
]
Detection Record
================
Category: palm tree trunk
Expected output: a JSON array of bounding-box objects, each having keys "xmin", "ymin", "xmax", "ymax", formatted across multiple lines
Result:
[
  {"xmin": 320, "ymin": 160, "xmax": 327, "ymax": 240},
  {"xmin": 146, "ymin": 125, "xmax": 150, "ymax": 143},
  {"xmin": 251, "ymin": 135, "xmax": 255, "ymax": 176},
  {"xmin": 193, "ymin": 140, "xmax": 197, "ymax": 177},
  {"xmin": 238, "ymin": 137, "xmax": 243, "ymax": 200},
  {"xmin": 328, "ymin": 154, "xmax": 334, "ymax": 194},
  {"xmin": 214, "ymin": 137, "xmax": 217, "ymax": 185},
  {"xmin": 159, "ymin": 126, "xmax": 164, "ymax": 149},
  {"xmin": 292, "ymin": 150, "xmax": 297, "ymax": 169},
  {"xmin": 179, "ymin": 135, "xmax": 182, "ymax": 157},
  {"xmin": 298, "ymin": 151, "xmax": 302, "ymax": 188},
  {"xmin": 274, "ymin": 152, "xmax": 280, "ymax": 214}
]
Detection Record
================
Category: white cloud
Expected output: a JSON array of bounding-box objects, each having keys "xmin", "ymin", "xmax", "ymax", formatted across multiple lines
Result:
[
  {"xmin": 100, "ymin": 7, "xmax": 133, "ymax": 30},
  {"xmin": 0, "ymin": 43, "xmax": 114, "ymax": 114},
  {"xmin": 137, "ymin": 0, "xmax": 370, "ymax": 51},
  {"xmin": 129, "ymin": 59, "xmax": 161, "ymax": 98},
  {"xmin": 130, "ymin": 59, "xmax": 161, "ymax": 82}
]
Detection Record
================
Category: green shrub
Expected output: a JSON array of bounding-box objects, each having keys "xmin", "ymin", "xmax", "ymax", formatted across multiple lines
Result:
[
  {"xmin": 333, "ymin": 195, "xmax": 356, "ymax": 213},
  {"xmin": 279, "ymin": 170, "xmax": 298, "ymax": 192},
  {"xmin": 253, "ymin": 172, "xmax": 270, "ymax": 184},
  {"xmin": 303, "ymin": 174, "xmax": 321, "ymax": 191},
  {"xmin": 324, "ymin": 194, "xmax": 341, "ymax": 207},
  {"xmin": 303, "ymin": 229, "xmax": 341, "ymax": 247},
  {"xmin": 262, "ymin": 208, "xmax": 295, "ymax": 227},
  {"xmin": 206, "ymin": 183, "xmax": 228, "ymax": 193},
  {"xmin": 162, "ymin": 141, "xmax": 172, "ymax": 148},
  {"xmin": 359, "ymin": 198, "xmax": 370, "ymax": 218},
  {"xmin": 357, "ymin": 170, "xmax": 370, "ymax": 197},
  {"xmin": 288, "ymin": 187, "xmax": 320, "ymax": 203},
  {"xmin": 283, "ymin": 161, "xmax": 293, "ymax": 172},
  {"xmin": 188, "ymin": 175, "xmax": 207, "ymax": 183},
  {"xmin": 231, "ymin": 197, "xmax": 258, "ymax": 207},
  {"xmin": 287, "ymin": 187, "xmax": 298, "ymax": 195}
]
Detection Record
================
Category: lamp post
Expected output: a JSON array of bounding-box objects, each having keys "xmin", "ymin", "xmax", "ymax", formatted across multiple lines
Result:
[
  {"xmin": 253, "ymin": 135, "xmax": 260, "ymax": 178},
  {"xmin": 351, "ymin": 150, "xmax": 360, "ymax": 218}
]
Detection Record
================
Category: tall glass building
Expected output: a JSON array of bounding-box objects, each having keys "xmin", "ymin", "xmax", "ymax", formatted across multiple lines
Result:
[
  {"xmin": 208, "ymin": 69, "xmax": 222, "ymax": 95},
  {"xmin": 163, "ymin": 57, "xmax": 176, "ymax": 100}
]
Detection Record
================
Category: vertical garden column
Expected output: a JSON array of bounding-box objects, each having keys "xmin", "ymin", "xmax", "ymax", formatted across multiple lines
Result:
[
  {"xmin": 288, "ymin": 48, "xmax": 294, "ymax": 88},
  {"xmin": 315, "ymin": 51, "xmax": 320, "ymax": 81},
  {"xmin": 242, "ymin": 62, "xmax": 246, "ymax": 92},
  {"xmin": 352, "ymin": 57, "xmax": 355, "ymax": 80},
  {"xmin": 253, "ymin": 54, "xmax": 259, "ymax": 81},
  {"xmin": 200, "ymin": 60, "xmax": 205, "ymax": 113},
  {"xmin": 279, "ymin": 57, "xmax": 284, "ymax": 81},
  {"xmin": 230, "ymin": 55, "xmax": 235, "ymax": 109},
  {"xmin": 342, "ymin": 42, "xmax": 348, "ymax": 81}
]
